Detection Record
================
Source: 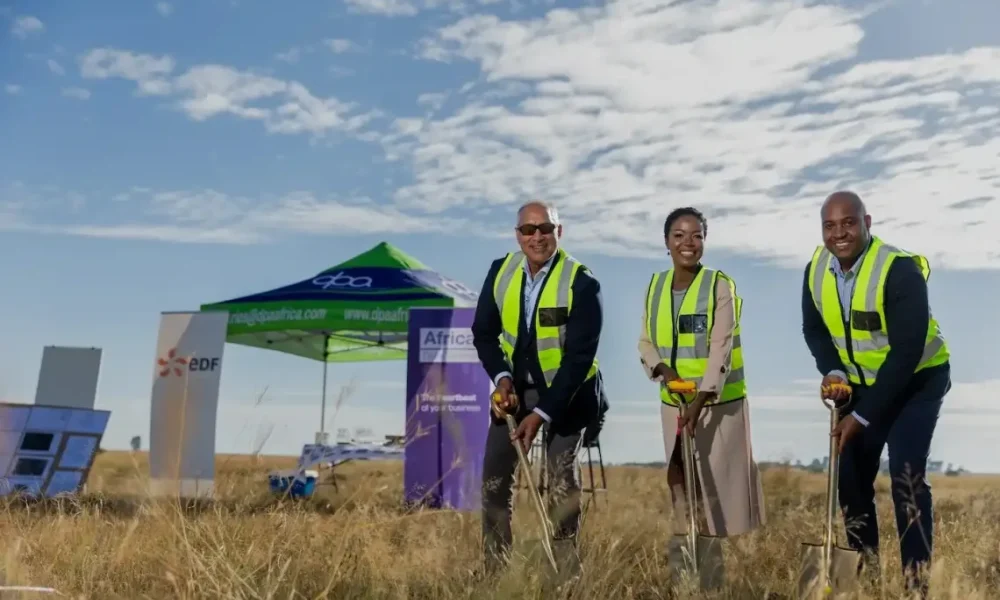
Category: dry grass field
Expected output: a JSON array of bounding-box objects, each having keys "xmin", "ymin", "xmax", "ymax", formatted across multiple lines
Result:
[{"xmin": 2, "ymin": 451, "xmax": 1000, "ymax": 599}]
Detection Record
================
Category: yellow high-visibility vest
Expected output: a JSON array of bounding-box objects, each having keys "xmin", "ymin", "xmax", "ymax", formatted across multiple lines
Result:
[
  {"xmin": 807, "ymin": 235, "xmax": 949, "ymax": 385},
  {"xmin": 492, "ymin": 248, "xmax": 599, "ymax": 386},
  {"xmin": 644, "ymin": 266, "xmax": 747, "ymax": 406}
]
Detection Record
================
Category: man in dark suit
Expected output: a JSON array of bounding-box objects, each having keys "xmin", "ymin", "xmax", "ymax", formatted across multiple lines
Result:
[
  {"xmin": 471, "ymin": 200, "xmax": 608, "ymax": 581},
  {"xmin": 801, "ymin": 191, "xmax": 951, "ymax": 596}
]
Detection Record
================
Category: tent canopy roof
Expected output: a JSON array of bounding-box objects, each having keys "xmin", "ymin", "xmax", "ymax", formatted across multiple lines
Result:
[{"xmin": 200, "ymin": 241, "xmax": 479, "ymax": 362}]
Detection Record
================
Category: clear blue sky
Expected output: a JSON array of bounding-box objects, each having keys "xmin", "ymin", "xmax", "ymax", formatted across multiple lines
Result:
[{"xmin": 1, "ymin": 0, "xmax": 998, "ymax": 471}]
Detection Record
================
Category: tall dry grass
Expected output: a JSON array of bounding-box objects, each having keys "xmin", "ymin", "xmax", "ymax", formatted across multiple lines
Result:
[{"xmin": 2, "ymin": 451, "xmax": 1000, "ymax": 599}]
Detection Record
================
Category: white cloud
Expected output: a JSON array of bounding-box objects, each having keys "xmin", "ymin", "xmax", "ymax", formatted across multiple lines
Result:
[
  {"xmin": 60, "ymin": 223, "xmax": 261, "ymax": 244},
  {"xmin": 383, "ymin": 0, "xmax": 1000, "ymax": 270},
  {"xmin": 324, "ymin": 38, "xmax": 357, "ymax": 54},
  {"xmin": 80, "ymin": 47, "xmax": 175, "ymax": 96},
  {"xmin": 346, "ymin": 0, "xmax": 420, "ymax": 16},
  {"xmin": 156, "ymin": 2, "xmax": 173, "ymax": 16},
  {"xmin": 274, "ymin": 47, "xmax": 306, "ymax": 63},
  {"xmin": 242, "ymin": 191, "xmax": 468, "ymax": 235},
  {"xmin": 273, "ymin": 39, "xmax": 360, "ymax": 64},
  {"xmin": 0, "ymin": 201, "xmax": 23, "ymax": 228},
  {"xmin": 417, "ymin": 92, "xmax": 448, "ymax": 114},
  {"xmin": 11, "ymin": 15, "xmax": 43, "ymax": 39},
  {"xmin": 47, "ymin": 59, "xmax": 65, "ymax": 76},
  {"xmin": 3, "ymin": 84, "xmax": 21, "ymax": 95},
  {"xmin": 61, "ymin": 87, "xmax": 91, "ymax": 100},
  {"xmin": 0, "ymin": 184, "xmax": 472, "ymax": 244},
  {"xmin": 344, "ymin": 0, "xmax": 505, "ymax": 17},
  {"xmin": 80, "ymin": 48, "xmax": 375, "ymax": 137}
]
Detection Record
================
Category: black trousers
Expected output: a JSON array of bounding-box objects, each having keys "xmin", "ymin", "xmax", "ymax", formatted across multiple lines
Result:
[
  {"xmin": 838, "ymin": 364, "xmax": 950, "ymax": 590},
  {"xmin": 480, "ymin": 387, "xmax": 584, "ymax": 566}
]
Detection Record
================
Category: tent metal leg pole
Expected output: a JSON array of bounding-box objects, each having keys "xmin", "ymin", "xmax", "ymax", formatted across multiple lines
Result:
[
  {"xmin": 320, "ymin": 359, "xmax": 328, "ymax": 437},
  {"xmin": 319, "ymin": 333, "xmax": 330, "ymax": 442},
  {"xmin": 317, "ymin": 340, "xmax": 330, "ymax": 488}
]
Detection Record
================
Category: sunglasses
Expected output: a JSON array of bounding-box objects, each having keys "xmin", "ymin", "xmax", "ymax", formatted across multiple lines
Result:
[{"xmin": 516, "ymin": 222, "xmax": 557, "ymax": 236}]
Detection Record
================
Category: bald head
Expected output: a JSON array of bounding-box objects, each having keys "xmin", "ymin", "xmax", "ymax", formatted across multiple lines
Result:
[
  {"xmin": 821, "ymin": 190, "xmax": 871, "ymax": 265},
  {"xmin": 822, "ymin": 191, "xmax": 866, "ymax": 220}
]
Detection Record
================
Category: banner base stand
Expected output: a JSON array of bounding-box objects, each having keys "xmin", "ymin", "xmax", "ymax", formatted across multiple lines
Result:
[{"xmin": 148, "ymin": 478, "xmax": 215, "ymax": 499}]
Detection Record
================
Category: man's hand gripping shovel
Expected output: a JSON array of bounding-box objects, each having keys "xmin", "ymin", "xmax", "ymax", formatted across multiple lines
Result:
[
  {"xmin": 661, "ymin": 378, "xmax": 724, "ymax": 591},
  {"xmin": 490, "ymin": 389, "xmax": 559, "ymax": 575},
  {"xmin": 796, "ymin": 382, "xmax": 861, "ymax": 599}
]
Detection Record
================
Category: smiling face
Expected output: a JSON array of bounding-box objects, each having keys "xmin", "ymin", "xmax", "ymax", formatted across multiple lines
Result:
[
  {"xmin": 822, "ymin": 193, "xmax": 871, "ymax": 263},
  {"xmin": 666, "ymin": 214, "xmax": 705, "ymax": 269},
  {"xmin": 515, "ymin": 202, "xmax": 562, "ymax": 266}
]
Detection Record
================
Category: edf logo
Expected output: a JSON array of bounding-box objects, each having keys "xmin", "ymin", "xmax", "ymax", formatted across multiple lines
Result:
[
  {"xmin": 312, "ymin": 271, "xmax": 373, "ymax": 289},
  {"xmin": 157, "ymin": 348, "xmax": 221, "ymax": 378}
]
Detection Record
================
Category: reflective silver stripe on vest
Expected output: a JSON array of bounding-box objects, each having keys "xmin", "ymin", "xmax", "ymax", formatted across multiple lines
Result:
[
  {"xmin": 533, "ymin": 255, "xmax": 579, "ymax": 357},
  {"xmin": 920, "ymin": 334, "xmax": 945, "ymax": 365},
  {"xmin": 494, "ymin": 251, "xmax": 578, "ymax": 361},
  {"xmin": 648, "ymin": 269, "xmax": 714, "ymax": 361},
  {"xmin": 494, "ymin": 252, "xmax": 523, "ymax": 349},
  {"xmin": 812, "ymin": 247, "xmax": 884, "ymax": 379},
  {"xmin": 553, "ymin": 254, "xmax": 578, "ymax": 351},
  {"xmin": 811, "ymin": 248, "xmax": 834, "ymax": 323},
  {"xmin": 840, "ymin": 332, "xmax": 942, "ymax": 383},
  {"xmin": 813, "ymin": 242, "xmax": 939, "ymax": 381},
  {"xmin": 682, "ymin": 364, "xmax": 747, "ymax": 391},
  {"xmin": 814, "ymin": 241, "xmax": 904, "ymax": 324},
  {"xmin": 862, "ymin": 242, "xmax": 899, "ymax": 312}
]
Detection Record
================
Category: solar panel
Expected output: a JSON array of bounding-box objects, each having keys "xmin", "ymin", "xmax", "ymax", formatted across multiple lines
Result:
[{"xmin": 0, "ymin": 402, "xmax": 111, "ymax": 498}]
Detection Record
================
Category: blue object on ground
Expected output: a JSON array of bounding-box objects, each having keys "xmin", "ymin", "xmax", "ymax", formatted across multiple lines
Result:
[{"xmin": 268, "ymin": 469, "xmax": 318, "ymax": 499}]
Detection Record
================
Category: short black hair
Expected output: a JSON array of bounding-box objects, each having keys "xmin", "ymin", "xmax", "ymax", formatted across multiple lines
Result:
[{"xmin": 663, "ymin": 207, "xmax": 707, "ymax": 238}]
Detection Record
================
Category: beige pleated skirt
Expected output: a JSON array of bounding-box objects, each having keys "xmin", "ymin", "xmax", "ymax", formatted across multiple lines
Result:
[{"xmin": 660, "ymin": 399, "xmax": 766, "ymax": 538}]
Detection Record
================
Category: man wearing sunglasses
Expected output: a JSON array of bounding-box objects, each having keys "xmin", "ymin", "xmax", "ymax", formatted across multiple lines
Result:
[{"xmin": 471, "ymin": 200, "xmax": 608, "ymax": 584}]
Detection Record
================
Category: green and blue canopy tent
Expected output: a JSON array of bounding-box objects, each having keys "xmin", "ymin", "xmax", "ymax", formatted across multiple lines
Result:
[{"xmin": 199, "ymin": 241, "xmax": 479, "ymax": 439}]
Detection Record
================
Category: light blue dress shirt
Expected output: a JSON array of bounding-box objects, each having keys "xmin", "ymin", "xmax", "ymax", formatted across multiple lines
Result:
[
  {"xmin": 826, "ymin": 241, "xmax": 871, "ymax": 427},
  {"xmin": 493, "ymin": 252, "xmax": 557, "ymax": 423}
]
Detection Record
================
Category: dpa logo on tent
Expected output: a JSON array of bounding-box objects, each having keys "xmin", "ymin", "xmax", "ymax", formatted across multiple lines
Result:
[{"xmin": 312, "ymin": 272, "xmax": 373, "ymax": 289}]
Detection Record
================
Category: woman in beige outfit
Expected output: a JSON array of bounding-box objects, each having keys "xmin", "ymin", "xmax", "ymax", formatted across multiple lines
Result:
[{"xmin": 638, "ymin": 207, "xmax": 766, "ymax": 541}]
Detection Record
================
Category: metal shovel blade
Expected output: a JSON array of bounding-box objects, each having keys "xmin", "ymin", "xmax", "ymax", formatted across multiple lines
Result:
[
  {"xmin": 663, "ymin": 380, "xmax": 724, "ymax": 591},
  {"xmin": 796, "ymin": 395, "xmax": 861, "ymax": 599},
  {"xmin": 797, "ymin": 542, "xmax": 861, "ymax": 598},
  {"xmin": 667, "ymin": 532, "xmax": 725, "ymax": 590}
]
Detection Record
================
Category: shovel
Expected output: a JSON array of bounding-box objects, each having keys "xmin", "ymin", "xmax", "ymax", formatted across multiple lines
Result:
[
  {"xmin": 796, "ymin": 383, "xmax": 861, "ymax": 599},
  {"xmin": 664, "ymin": 380, "xmax": 725, "ymax": 591},
  {"xmin": 491, "ymin": 390, "xmax": 559, "ymax": 575}
]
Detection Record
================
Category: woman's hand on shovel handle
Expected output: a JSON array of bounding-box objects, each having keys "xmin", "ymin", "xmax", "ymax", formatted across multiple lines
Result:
[
  {"xmin": 677, "ymin": 392, "xmax": 712, "ymax": 436},
  {"xmin": 652, "ymin": 363, "xmax": 681, "ymax": 383}
]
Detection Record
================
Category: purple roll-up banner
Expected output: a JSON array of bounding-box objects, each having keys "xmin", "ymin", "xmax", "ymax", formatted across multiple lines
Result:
[{"xmin": 404, "ymin": 307, "xmax": 492, "ymax": 510}]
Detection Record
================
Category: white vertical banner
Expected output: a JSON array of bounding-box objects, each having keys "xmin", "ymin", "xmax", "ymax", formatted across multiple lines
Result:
[{"xmin": 148, "ymin": 310, "xmax": 228, "ymax": 499}]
